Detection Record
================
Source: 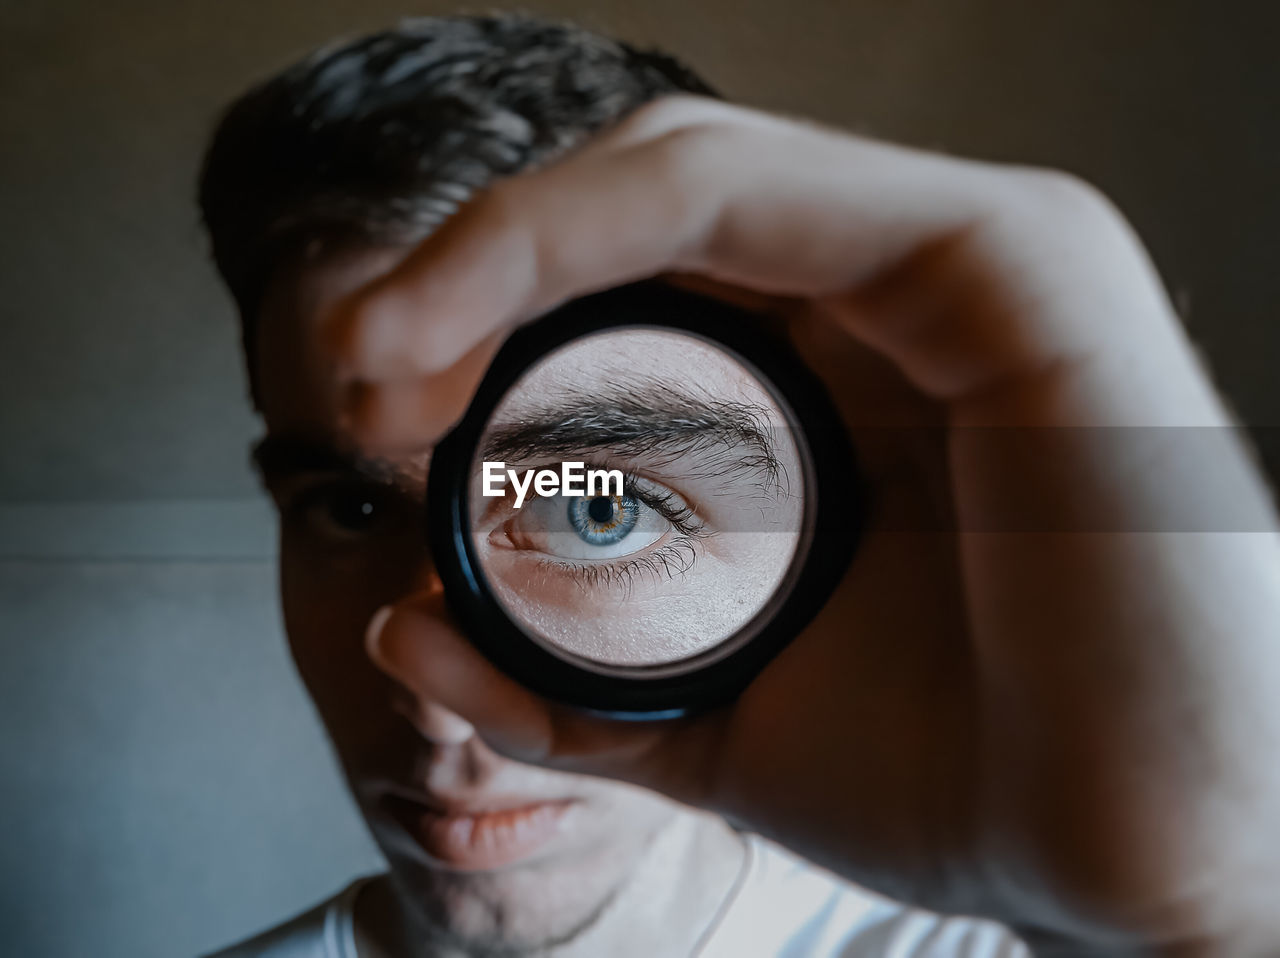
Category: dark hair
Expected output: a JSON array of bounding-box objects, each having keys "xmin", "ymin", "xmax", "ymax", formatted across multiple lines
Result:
[{"xmin": 197, "ymin": 14, "xmax": 718, "ymax": 406}]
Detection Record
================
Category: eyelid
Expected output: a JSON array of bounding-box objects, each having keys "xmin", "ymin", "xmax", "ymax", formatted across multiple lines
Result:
[
  {"xmin": 477, "ymin": 461, "xmax": 708, "ymax": 540},
  {"xmin": 270, "ymin": 469, "xmax": 402, "ymax": 515},
  {"xmin": 621, "ymin": 473, "xmax": 707, "ymax": 539},
  {"xmin": 265, "ymin": 470, "xmax": 348, "ymax": 511},
  {"xmin": 477, "ymin": 467, "xmax": 713, "ymax": 593}
]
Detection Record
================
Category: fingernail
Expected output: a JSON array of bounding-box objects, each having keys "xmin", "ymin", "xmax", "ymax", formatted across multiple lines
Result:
[{"xmin": 365, "ymin": 605, "xmax": 395, "ymax": 653}]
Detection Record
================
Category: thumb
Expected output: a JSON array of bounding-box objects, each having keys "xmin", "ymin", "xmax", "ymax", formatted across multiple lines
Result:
[{"xmin": 364, "ymin": 593, "xmax": 729, "ymax": 807}]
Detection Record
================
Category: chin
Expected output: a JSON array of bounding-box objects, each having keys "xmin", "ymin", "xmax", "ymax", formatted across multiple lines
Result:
[
  {"xmin": 353, "ymin": 771, "xmax": 682, "ymax": 948},
  {"xmin": 380, "ymin": 833, "xmax": 635, "ymax": 950}
]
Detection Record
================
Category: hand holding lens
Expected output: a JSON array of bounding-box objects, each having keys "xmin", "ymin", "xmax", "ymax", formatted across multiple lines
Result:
[{"xmin": 427, "ymin": 282, "xmax": 864, "ymax": 717}]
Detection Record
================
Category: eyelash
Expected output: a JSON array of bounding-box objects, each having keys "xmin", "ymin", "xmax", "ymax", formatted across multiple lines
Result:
[
  {"xmin": 533, "ymin": 470, "xmax": 711, "ymax": 592},
  {"xmin": 546, "ymin": 534, "xmax": 701, "ymax": 593}
]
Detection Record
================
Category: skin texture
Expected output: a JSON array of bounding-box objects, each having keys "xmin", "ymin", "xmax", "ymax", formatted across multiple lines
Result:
[
  {"xmin": 471, "ymin": 328, "xmax": 802, "ymax": 666},
  {"xmin": 319, "ymin": 96, "xmax": 1280, "ymax": 955},
  {"xmin": 254, "ymin": 244, "xmax": 749, "ymax": 957}
]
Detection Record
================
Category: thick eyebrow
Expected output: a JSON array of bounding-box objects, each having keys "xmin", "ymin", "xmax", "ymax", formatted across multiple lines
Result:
[
  {"xmin": 481, "ymin": 380, "xmax": 783, "ymax": 489},
  {"xmin": 250, "ymin": 433, "xmax": 420, "ymax": 489}
]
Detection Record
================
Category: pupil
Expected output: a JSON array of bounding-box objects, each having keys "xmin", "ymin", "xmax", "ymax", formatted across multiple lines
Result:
[
  {"xmin": 333, "ymin": 494, "xmax": 375, "ymax": 529},
  {"xmin": 587, "ymin": 496, "xmax": 614, "ymax": 524}
]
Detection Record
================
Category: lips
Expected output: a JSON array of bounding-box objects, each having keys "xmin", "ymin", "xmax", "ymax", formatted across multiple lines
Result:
[{"xmin": 382, "ymin": 793, "xmax": 575, "ymax": 870}]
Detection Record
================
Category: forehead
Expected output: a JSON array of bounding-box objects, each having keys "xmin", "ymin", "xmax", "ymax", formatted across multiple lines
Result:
[{"xmin": 254, "ymin": 243, "xmax": 413, "ymax": 436}]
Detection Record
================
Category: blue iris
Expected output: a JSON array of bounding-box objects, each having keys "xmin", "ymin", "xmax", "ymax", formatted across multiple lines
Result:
[{"xmin": 567, "ymin": 494, "xmax": 640, "ymax": 545}]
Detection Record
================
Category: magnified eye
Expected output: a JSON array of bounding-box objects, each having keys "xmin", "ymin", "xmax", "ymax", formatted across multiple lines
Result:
[
  {"xmin": 567, "ymin": 494, "xmax": 640, "ymax": 545},
  {"xmin": 501, "ymin": 486, "xmax": 679, "ymax": 562}
]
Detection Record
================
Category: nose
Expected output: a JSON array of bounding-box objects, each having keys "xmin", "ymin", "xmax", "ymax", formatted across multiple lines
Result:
[{"xmin": 366, "ymin": 578, "xmax": 476, "ymax": 747}]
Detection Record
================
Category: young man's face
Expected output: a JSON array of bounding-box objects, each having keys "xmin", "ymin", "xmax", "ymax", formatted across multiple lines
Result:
[{"xmin": 249, "ymin": 243, "xmax": 711, "ymax": 949}]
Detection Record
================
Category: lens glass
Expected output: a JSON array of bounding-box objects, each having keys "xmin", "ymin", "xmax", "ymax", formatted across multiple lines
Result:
[{"xmin": 466, "ymin": 328, "xmax": 809, "ymax": 674}]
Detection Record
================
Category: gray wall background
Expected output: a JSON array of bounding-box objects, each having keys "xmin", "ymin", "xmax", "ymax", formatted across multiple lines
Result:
[{"xmin": 2, "ymin": 2, "xmax": 1277, "ymax": 955}]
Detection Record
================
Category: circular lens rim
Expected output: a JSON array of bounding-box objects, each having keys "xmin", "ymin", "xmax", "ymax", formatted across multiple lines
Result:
[
  {"xmin": 468, "ymin": 325, "xmax": 816, "ymax": 680},
  {"xmin": 426, "ymin": 282, "xmax": 865, "ymax": 718}
]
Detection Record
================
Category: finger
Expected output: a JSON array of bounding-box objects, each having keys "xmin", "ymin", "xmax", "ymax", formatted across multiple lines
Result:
[
  {"xmin": 328, "ymin": 95, "xmax": 1173, "ymax": 438},
  {"xmin": 324, "ymin": 98, "xmax": 989, "ymax": 386},
  {"xmin": 342, "ymin": 328, "xmax": 507, "ymax": 454},
  {"xmin": 364, "ymin": 594, "xmax": 726, "ymax": 805},
  {"xmin": 344, "ymin": 270, "xmax": 804, "ymax": 453},
  {"xmin": 326, "ymin": 123, "xmax": 737, "ymax": 384},
  {"xmin": 659, "ymin": 270, "xmax": 805, "ymax": 317},
  {"xmin": 558, "ymin": 93, "xmax": 758, "ymax": 153},
  {"xmin": 364, "ymin": 597, "xmax": 549, "ymax": 760},
  {"xmin": 322, "ymin": 98, "xmax": 777, "ymax": 386}
]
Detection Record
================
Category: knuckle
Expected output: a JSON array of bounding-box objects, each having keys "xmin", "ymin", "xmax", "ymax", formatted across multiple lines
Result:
[
  {"xmin": 619, "ymin": 93, "xmax": 733, "ymax": 140},
  {"xmin": 643, "ymin": 124, "xmax": 734, "ymax": 237},
  {"xmin": 1009, "ymin": 166, "xmax": 1127, "ymax": 234},
  {"xmin": 650, "ymin": 122, "xmax": 718, "ymax": 171},
  {"xmin": 648, "ymin": 120, "xmax": 747, "ymax": 184}
]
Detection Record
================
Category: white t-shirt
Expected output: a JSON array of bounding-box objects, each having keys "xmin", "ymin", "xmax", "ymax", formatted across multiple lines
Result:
[{"xmin": 205, "ymin": 836, "xmax": 1026, "ymax": 958}]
